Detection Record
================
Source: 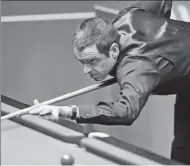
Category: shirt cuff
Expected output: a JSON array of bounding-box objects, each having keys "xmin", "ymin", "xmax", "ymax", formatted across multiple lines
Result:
[{"xmin": 77, "ymin": 105, "xmax": 98, "ymax": 119}]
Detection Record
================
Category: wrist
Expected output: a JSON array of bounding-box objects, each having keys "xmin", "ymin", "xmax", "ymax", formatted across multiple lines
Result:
[{"xmin": 71, "ymin": 105, "xmax": 80, "ymax": 119}]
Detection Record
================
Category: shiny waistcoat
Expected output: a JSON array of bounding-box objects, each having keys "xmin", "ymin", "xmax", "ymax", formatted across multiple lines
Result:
[{"xmin": 111, "ymin": 7, "xmax": 190, "ymax": 95}]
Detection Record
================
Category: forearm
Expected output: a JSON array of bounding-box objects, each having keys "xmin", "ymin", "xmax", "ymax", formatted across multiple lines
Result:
[
  {"xmin": 75, "ymin": 57, "xmax": 160, "ymax": 125},
  {"xmin": 75, "ymin": 97, "xmax": 140, "ymax": 126}
]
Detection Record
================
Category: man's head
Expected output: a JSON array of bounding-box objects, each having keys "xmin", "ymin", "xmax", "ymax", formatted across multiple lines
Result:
[{"xmin": 72, "ymin": 17, "xmax": 120, "ymax": 81}]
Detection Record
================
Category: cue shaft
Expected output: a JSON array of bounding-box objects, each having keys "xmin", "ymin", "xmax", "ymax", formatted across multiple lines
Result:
[{"xmin": 1, "ymin": 78, "xmax": 116, "ymax": 120}]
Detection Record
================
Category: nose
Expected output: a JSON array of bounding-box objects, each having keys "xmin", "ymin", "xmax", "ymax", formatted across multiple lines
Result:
[{"xmin": 83, "ymin": 64, "xmax": 91, "ymax": 74}]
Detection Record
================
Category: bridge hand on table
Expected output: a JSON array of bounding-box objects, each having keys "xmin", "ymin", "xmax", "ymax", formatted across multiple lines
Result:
[{"xmin": 29, "ymin": 99, "xmax": 73, "ymax": 118}]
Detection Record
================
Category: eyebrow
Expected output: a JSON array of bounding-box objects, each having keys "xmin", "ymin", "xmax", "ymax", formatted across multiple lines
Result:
[
  {"xmin": 81, "ymin": 58, "xmax": 97, "ymax": 63},
  {"xmin": 77, "ymin": 54, "xmax": 98, "ymax": 61},
  {"xmin": 76, "ymin": 51, "xmax": 97, "ymax": 60}
]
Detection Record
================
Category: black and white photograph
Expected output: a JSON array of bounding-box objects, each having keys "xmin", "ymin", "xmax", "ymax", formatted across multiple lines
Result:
[{"xmin": 1, "ymin": 0, "xmax": 190, "ymax": 165}]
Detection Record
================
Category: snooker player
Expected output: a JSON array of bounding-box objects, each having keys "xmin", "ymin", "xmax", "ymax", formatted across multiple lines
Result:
[{"xmin": 29, "ymin": 1, "xmax": 190, "ymax": 164}]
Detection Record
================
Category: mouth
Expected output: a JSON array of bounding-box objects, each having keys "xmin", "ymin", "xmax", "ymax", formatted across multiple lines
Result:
[
  {"xmin": 91, "ymin": 74, "xmax": 99, "ymax": 78},
  {"xmin": 91, "ymin": 75, "xmax": 103, "ymax": 81}
]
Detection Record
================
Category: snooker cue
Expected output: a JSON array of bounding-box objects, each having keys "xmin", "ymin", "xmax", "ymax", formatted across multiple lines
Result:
[
  {"xmin": 1, "ymin": 78, "xmax": 116, "ymax": 120},
  {"xmin": 1, "ymin": 12, "xmax": 96, "ymax": 22}
]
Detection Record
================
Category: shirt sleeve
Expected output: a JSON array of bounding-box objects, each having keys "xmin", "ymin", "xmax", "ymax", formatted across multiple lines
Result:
[{"xmin": 76, "ymin": 57, "xmax": 160, "ymax": 125}]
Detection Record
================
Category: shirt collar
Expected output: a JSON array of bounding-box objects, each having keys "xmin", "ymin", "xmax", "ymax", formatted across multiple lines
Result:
[{"xmin": 109, "ymin": 53, "xmax": 126, "ymax": 77}]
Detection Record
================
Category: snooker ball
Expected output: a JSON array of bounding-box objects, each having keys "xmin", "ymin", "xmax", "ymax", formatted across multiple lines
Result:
[{"xmin": 61, "ymin": 154, "xmax": 74, "ymax": 165}]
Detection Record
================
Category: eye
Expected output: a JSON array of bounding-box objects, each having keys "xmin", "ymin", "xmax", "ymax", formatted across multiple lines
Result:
[
  {"xmin": 79, "ymin": 60, "xmax": 84, "ymax": 65},
  {"xmin": 90, "ymin": 60, "xmax": 97, "ymax": 65}
]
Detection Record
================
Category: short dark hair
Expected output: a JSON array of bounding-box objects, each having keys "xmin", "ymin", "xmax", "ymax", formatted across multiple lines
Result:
[{"xmin": 72, "ymin": 17, "xmax": 120, "ymax": 56}]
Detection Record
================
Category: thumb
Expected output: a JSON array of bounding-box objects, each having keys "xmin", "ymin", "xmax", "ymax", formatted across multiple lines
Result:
[{"xmin": 34, "ymin": 99, "xmax": 40, "ymax": 105}]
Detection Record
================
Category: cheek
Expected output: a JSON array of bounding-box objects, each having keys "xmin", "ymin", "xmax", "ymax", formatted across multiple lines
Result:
[{"xmin": 97, "ymin": 62, "xmax": 111, "ymax": 73}]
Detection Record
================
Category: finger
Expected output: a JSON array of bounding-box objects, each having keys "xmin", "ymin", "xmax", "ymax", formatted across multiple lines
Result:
[
  {"xmin": 29, "ymin": 106, "xmax": 45, "ymax": 114},
  {"xmin": 29, "ymin": 108, "xmax": 41, "ymax": 114},
  {"xmin": 29, "ymin": 109, "xmax": 39, "ymax": 114},
  {"xmin": 34, "ymin": 99, "xmax": 40, "ymax": 105},
  {"xmin": 39, "ymin": 108, "xmax": 52, "ymax": 115}
]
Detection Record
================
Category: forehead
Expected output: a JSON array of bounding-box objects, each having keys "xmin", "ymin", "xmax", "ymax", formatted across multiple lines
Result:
[{"xmin": 75, "ymin": 45, "xmax": 101, "ymax": 60}]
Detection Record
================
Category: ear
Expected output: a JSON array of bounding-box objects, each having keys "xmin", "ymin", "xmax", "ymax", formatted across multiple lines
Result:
[{"xmin": 109, "ymin": 43, "xmax": 119, "ymax": 59}]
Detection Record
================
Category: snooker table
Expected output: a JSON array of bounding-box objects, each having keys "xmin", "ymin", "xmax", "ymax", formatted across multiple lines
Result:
[{"xmin": 1, "ymin": 95, "xmax": 179, "ymax": 165}]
